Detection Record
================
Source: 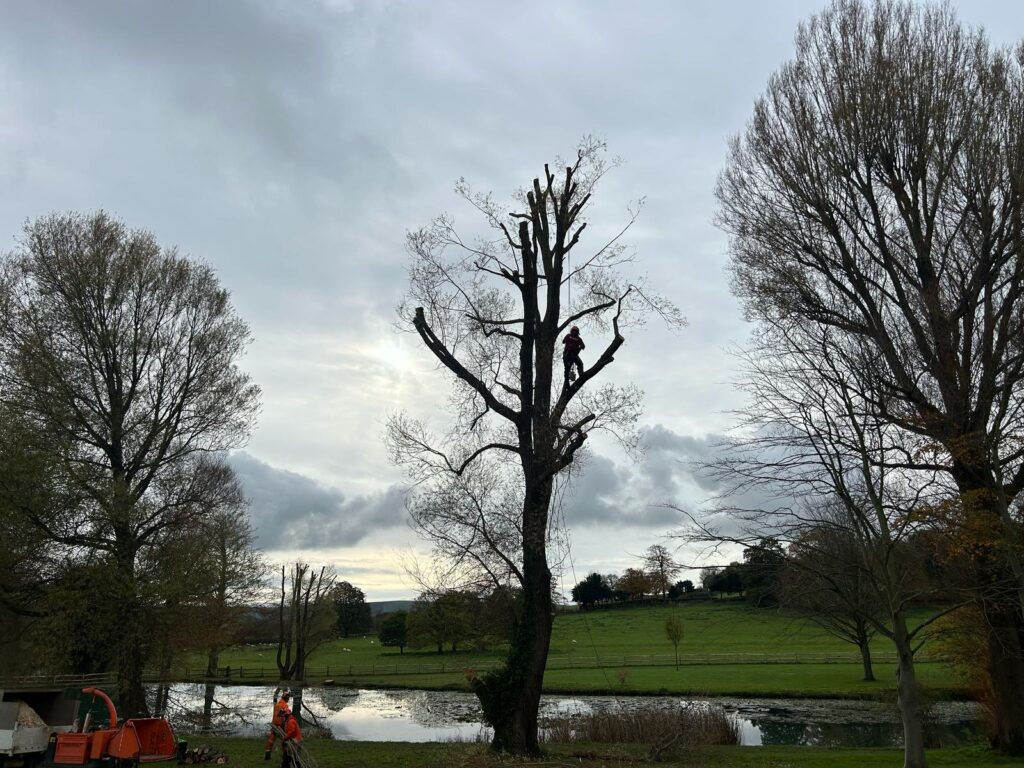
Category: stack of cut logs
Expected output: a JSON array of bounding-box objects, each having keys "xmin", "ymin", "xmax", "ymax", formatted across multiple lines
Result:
[{"xmin": 180, "ymin": 745, "xmax": 229, "ymax": 764}]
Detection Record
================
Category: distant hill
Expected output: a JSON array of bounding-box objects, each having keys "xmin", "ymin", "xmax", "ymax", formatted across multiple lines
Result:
[{"xmin": 368, "ymin": 599, "xmax": 414, "ymax": 616}]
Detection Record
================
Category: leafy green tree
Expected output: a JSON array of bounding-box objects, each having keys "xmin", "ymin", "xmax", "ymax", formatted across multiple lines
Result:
[
  {"xmin": 743, "ymin": 538, "xmax": 785, "ymax": 607},
  {"xmin": 379, "ymin": 612, "xmax": 408, "ymax": 654},
  {"xmin": 332, "ymin": 581, "xmax": 373, "ymax": 638},
  {"xmin": 407, "ymin": 590, "xmax": 475, "ymax": 653},
  {"xmin": 667, "ymin": 580, "xmax": 694, "ymax": 599},
  {"xmin": 571, "ymin": 573, "xmax": 612, "ymax": 608},
  {"xmin": 0, "ymin": 212, "xmax": 259, "ymax": 714}
]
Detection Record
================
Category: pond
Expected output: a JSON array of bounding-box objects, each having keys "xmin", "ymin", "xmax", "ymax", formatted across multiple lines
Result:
[{"xmin": 151, "ymin": 684, "xmax": 985, "ymax": 748}]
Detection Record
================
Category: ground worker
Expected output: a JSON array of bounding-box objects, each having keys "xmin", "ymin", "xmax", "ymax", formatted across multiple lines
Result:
[
  {"xmin": 280, "ymin": 710, "xmax": 303, "ymax": 768},
  {"xmin": 264, "ymin": 690, "xmax": 291, "ymax": 761},
  {"xmin": 562, "ymin": 325, "xmax": 585, "ymax": 383}
]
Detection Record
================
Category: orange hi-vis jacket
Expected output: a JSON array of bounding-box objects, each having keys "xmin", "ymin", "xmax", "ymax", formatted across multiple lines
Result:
[
  {"xmin": 283, "ymin": 715, "xmax": 302, "ymax": 742},
  {"xmin": 273, "ymin": 698, "xmax": 290, "ymax": 728}
]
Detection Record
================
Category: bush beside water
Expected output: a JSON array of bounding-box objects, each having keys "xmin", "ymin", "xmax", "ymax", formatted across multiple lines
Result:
[{"xmin": 542, "ymin": 703, "xmax": 741, "ymax": 752}]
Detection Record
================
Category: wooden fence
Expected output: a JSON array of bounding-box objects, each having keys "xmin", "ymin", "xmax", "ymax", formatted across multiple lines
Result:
[{"xmin": 2, "ymin": 650, "xmax": 948, "ymax": 688}]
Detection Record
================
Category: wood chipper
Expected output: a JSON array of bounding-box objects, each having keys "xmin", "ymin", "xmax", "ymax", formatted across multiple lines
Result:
[{"xmin": 41, "ymin": 688, "xmax": 183, "ymax": 767}]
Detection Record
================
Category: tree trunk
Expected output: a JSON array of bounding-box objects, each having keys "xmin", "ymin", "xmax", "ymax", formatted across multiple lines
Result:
[
  {"xmin": 206, "ymin": 649, "xmax": 220, "ymax": 678},
  {"xmin": 472, "ymin": 482, "xmax": 554, "ymax": 755},
  {"xmin": 202, "ymin": 684, "xmax": 215, "ymax": 733},
  {"xmin": 859, "ymin": 640, "xmax": 875, "ymax": 682},
  {"xmin": 856, "ymin": 621, "xmax": 875, "ymax": 682},
  {"xmin": 114, "ymin": 545, "xmax": 149, "ymax": 717},
  {"xmin": 954, "ymin": 475, "xmax": 1024, "ymax": 755},
  {"xmin": 892, "ymin": 614, "xmax": 927, "ymax": 768},
  {"xmin": 984, "ymin": 605, "xmax": 1024, "ymax": 755}
]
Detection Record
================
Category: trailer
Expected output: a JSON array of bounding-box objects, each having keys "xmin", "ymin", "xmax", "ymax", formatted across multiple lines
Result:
[{"xmin": 0, "ymin": 689, "xmax": 79, "ymax": 767}]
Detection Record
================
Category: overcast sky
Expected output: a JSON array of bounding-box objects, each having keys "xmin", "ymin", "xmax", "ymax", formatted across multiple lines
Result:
[{"xmin": 2, "ymin": 0, "xmax": 1020, "ymax": 599}]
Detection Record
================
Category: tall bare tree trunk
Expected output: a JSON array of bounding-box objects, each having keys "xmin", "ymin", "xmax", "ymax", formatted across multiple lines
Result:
[{"xmin": 473, "ymin": 480, "xmax": 554, "ymax": 754}]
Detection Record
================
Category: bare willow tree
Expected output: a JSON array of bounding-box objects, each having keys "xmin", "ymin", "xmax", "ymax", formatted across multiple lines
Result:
[
  {"xmin": 387, "ymin": 139, "xmax": 682, "ymax": 754},
  {"xmin": 0, "ymin": 212, "xmax": 260, "ymax": 715},
  {"xmin": 716, "ymin": 0, "xmax": 1024, "ymax": 754}
]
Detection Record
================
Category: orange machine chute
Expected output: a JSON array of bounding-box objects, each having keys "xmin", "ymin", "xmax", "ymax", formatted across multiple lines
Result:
[{"xmin": 48, "ymin": 688, "xmax": 180, "ymax": 766}]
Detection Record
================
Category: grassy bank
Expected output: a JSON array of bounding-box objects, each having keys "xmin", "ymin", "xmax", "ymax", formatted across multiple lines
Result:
[
  {"xmin": 324, "ymin": 659, "xmax": 959, "ymax": 699},
  {"xmin": 198, "ymin": 602, "xmax": 965, "ymax": 698},
  {"xmin": 194, "ymin": 738, "xmax": 1023, "ymax": 768}
]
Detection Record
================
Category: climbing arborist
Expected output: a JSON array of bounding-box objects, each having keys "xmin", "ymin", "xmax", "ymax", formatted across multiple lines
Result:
[
  {"xmin": 562, "ymin": 325, "xmax": 585, "ymax": 383},
  {"xmin": 264, "ymin": 689, "xmax": 291, "ymax": 760},
  {"xmin": 280, "ymin": 710, "xmax": 303, "ymax": 768}
]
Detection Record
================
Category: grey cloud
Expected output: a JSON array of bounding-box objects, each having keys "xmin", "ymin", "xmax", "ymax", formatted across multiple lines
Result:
[
  {"xmin": 556, "ymin": 425, "xmax": 783, "ymax": 534},
  {"xmin": 639, "ymin": 425, "xmax": 728, "ymax": 494},
  {"xmin": 560, "ymin": 448, "xmax": 686, "ymax": 530},
  {"xmin": 230, "ymin": 451, "xmax": 407, "ymax": 549}
]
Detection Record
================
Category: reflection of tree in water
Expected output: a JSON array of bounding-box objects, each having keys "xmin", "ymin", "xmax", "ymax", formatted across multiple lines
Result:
[
  {"xmin": 378, "ymin": 690, "xmax": 483, "ymax": 728},
  {"xmin": 147, "ymin": 684, "xmax": 268, "ymax": 737},
  {"xmin": 753, "ymin": 719, "xmax": 901, "ymax": 748},
  {"xmin": 749, "ymin": 715, "xmax": 984, "ymax": 748},
  {"xmin": 287, "ymin": 687, "xmax": 349, "ymax": 738},
  {"xmin": 307, "ymin": 687, "xmax": 359, "ymax": 713}
]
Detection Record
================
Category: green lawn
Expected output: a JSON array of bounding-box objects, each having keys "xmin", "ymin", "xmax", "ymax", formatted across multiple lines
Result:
[
  {"xmin": 194, "ymin": 739, "xmax": 1024, "ymax": 768},
  {"xmin": 197, "ymin": 602, "xmax": 965, "ymax": 698}
]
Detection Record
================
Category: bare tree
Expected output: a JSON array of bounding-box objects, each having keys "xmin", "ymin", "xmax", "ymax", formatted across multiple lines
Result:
[
  {"xmin": 387, "ymin": 139, "xmax": 682, "ymax": 754},
  {"xmin": 198, "ymin": 501, "xmax": 266, "ymax": 676},
  {"xmin": 716, "ymin": 0, "xmax": 1024, "ymax": 753},
  {"xmin": 643, "ymin": 544, "xmax": 681, "ymax": 602},
  {"xmin": 0, "ymin": 212, "xmax": 259, "ymax": 713},
  {"xmin": 779, "ymin": 524, "xmax": 885, "ymax": 682},
  {"xmin": 275, "ymin": 563, "xmax": 336, "ymax": 681},
  {"xmin": 664, "ymin": 614, "xmax": 684, "ymax": 670},
  {"xmin": 684, "ymin": 325, "xmax": 964, "ymax": 768}
]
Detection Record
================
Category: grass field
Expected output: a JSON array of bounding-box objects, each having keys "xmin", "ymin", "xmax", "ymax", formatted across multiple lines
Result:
[
  {"xmin": 195, "ymin": 738, "xmax": 1024, "ymax": 768},
  {"xmin": 198, "ymin": 602, "xmax": 965, "ymax": 698}
]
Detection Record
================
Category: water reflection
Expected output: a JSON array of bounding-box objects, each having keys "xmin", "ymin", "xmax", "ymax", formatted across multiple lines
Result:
[{"xmin": 149, "ymin": 685, "xmax": 984, "ymax": 748}]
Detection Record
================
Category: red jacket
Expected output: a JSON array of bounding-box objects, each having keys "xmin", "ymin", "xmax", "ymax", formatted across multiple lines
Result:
[
  {"xmin": 562, "ymin": 332, "xmax": 585, "ymax": 356},
  {"xmin": 283, "ymin": 715, "xmax": 302, "ymax": 742}
]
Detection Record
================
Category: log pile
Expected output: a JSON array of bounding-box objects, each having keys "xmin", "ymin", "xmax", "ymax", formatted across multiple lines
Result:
[{"xmin": 180, "ymin": 745, "xmax": 228, "ymax": 764}]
